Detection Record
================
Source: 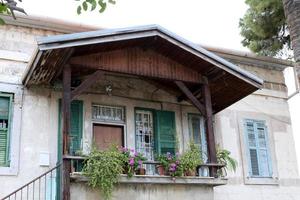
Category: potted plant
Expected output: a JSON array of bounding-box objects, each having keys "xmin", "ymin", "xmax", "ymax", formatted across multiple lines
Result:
[
  {"xmin": 120, "ymin": 147, "xmax": 147, "ymax": 177},
  {"xmin": 155, "ymin": 154, "xmax": 168, "ymax": 175},
  {"xmin": 82, "ymin": 146, "xmax": 124, "ymax": 200},
  {"xmin": 216, "ymin": 147, "xmax": 237, "ymax": 177},
  {"xmin": 156, "ymin": 152, "xmax": 182, "ymax": 177},
  {"xmin": 180, "ymin": 142, "xmax": 202, "ymax": 176}
]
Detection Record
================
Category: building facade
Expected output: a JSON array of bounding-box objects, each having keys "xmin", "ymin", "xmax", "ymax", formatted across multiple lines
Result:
[{"xmin": 0, "ymin": 16, "xmax": 299, "ymax": 200}]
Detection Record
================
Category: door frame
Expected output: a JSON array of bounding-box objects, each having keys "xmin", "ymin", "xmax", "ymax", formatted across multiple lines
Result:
[{"xmin": 92, "ymin": 121, "xmax": 127, "ymax": 148}]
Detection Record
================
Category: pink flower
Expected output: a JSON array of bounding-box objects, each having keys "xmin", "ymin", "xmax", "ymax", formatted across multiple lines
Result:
[
  {"xmin": 138, "ymin": 160, "xmax": 143, "ymax": 167},
  {"xmin": 129, "ymin": 158, "xmax": 134, "ymax": 166}
]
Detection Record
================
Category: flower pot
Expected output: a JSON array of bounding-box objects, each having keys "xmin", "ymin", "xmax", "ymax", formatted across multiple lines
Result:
[
  {"xmin": 136, "ymin": 168, "xmax": 146, "ymax": 175},
  {"xmin": 156, "ymin": 165, "xmax": 165, "ymax": 175},
  {"xmin": 184, "ymin": 169, "xmax": 196, "ymax": 176}
]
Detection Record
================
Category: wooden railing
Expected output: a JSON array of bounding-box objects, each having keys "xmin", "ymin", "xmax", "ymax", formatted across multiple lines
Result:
[{"xmin": 1, "ymin": 163, "xmax": 62, "ymax": 200}]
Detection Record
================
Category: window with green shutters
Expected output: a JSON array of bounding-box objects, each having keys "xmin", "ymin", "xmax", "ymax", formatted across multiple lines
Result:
[
  {"xmin": 134, "ymin": 108, "xmax": 176, "ymax": 159},
  {"xmin": 244, "ymin": 119, "xmax": 272, "ymax": 177},
  {"xmin": 58, "ymin": 100, "xmax": 83, "ymax": 155},
  {"xmin": 0, "ymin": 94, "xmax": 13, "ymax": 167},
  {"xmin": 155, "ymin": 110, "xmax": 176, "ymax": 155}
]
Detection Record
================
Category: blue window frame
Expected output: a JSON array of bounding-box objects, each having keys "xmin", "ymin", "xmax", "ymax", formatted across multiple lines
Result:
[{"xmin": 244, "ymin": 119, "xmax": 272, "ymax": 177}]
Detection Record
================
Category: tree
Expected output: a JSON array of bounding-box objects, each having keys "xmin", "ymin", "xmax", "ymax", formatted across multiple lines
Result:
[
  {"xmin": 282, "ymin": 0, "xmax": 300, "ymax": 64},
  {"xmin": 239, "ymin": 0, "xmax": 290, "ymax": 57},
  {"xmin": 0, "ymin": 0, "xmax": 26, "ymax": 24},
  {"xmin": 0, "ymin": 0, "xmax": 116, "ymax": 25}
]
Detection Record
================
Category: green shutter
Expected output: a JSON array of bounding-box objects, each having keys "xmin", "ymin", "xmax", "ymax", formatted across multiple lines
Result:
[
  {"xmin": 155, "ymin": 110, "xmax": 176, "ymax": 155},
  {"xmin": 0, "ymin": 129, "xmax": 8, "ymax": 166},
  {"xmin": 0, "ymin": 95, "xmax": 12, "ymax": 167},
  {"xmin": 58, "ymin": 100, "xmax": 83, "ymax": 155}
]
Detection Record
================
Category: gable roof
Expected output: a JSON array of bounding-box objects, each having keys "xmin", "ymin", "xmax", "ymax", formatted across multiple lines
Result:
[{"xmin": 23, "ymin": 25, "xmax": 263, "ymax": 113}]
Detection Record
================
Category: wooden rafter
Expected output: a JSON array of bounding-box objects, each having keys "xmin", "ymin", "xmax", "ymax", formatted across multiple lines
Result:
[
  {"xmin": 174, "ymin": 81, "xmax": 206, "ymax": 116},
  {"xmin": 71, "ymin": 70, "xmax": 104, "ymax": 100}
]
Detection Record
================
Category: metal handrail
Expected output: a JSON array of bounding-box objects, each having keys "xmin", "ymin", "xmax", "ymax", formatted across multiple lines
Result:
[{"xmin": 1, "ymin": 163, "xmax": 62, "ymax": 200}]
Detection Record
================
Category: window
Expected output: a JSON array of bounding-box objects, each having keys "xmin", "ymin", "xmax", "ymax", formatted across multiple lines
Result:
[
  {"xmin": 92, "ymin": 104, "xmax": 125, "ymax": 124},
  {"xmin": 188, "ymin": 114, "xmax": 208, "ymax": 162},
  {"xmin": 0, "ymin": 94, "xmax": 12, "ymax": 167},
  {"xmin": 58, "ymin": 100, "xmax": 83, "ymax": 155},
  {"xmin": 244, "ymin": 119, "xmax": 272, "ymax": 177},
  {"xmin": 135, "ymin": 110, "xmax": 154, "ymax": 161},
  {"xmin": 135, "ymin": 109, "xmax": 176, "ymax": 174}
]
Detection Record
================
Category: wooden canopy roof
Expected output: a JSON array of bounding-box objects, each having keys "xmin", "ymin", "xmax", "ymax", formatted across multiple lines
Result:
[{"xmin": 23, "ymin": 25, "xmax": 263, "ymax": 113}]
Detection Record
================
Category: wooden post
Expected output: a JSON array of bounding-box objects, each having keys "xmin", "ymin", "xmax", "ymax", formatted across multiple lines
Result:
[
  {"xmin": 202, "ymin": 83, "xmax": 217, "ymax": 177},
  {"xmin": 62, "ymin": 64, "xmax": 71, "ymax": 200}
]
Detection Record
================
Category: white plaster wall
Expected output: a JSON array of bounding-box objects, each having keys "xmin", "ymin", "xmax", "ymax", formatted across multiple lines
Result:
[
  {"xmin": 70, "ymin": 183, "xmax": 213, "ymax": 200},
  {"xmin": 214, "ymin": 89, "xmax": 300, "ymax": 200}
]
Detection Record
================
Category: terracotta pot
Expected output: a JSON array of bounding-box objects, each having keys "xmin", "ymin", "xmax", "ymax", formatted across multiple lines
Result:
[
  {"xmin": 136, "ymin": 168, "xmax": 146, "ymax": 175},
  {"xmin": 184, "ymin": 169, "xmax": 196, "ymax": 176},
  {"xmin": 156, "ymin": 165, "xmax": 165, "ymax": 175}
]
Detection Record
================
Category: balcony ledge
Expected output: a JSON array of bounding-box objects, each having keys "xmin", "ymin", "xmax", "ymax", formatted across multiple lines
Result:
[{"xmin": 70, "ymin": 173, "xmax": 228, "ymax": 186}]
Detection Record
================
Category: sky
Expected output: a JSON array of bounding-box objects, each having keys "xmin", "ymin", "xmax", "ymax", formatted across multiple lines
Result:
[
  {"xmin": 19, "ymin": 0, "xmax": 249, "ymax": 51},
  {"xmin": 18, "ymin": 0, "xmax": 300, "ymax": 168}
]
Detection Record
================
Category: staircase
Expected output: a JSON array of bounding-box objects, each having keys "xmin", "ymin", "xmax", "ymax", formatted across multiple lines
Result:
[{"xmin": 1, "ymin": 163, "xmax": 62, "ymax": 200}]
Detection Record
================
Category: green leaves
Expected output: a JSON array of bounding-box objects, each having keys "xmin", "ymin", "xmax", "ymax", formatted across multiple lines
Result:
[
  {"xmin": 180, "ymin": 141, "xmax": 203, "ymax": 173},
  {"xmin": 98, "ymin": 0, "xmax": 107, "ymax": 13},
  {"xmin": 0, "ymin": 3, "xmax": 9, "ymax": 24},
  {"xmin": 75, "ymin": 0, "xmax": 116, "ymax": 15},
  {"xmin": 83, "ymin": 146, "xmax": 124, "ymax": 200},
  {"xmin": 77, "ymin": 5, "xmax": 82, "ymax": 14},
  {"xmin": 240, "ymin": 0, "xmax": 290, "ymax": 57},
  {"xmin": 216, "ymin": 146, "xmax": 238, "ymax": 177}
]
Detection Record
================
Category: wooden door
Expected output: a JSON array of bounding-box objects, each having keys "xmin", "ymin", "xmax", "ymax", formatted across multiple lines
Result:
[{"xmin": 93, "ymin": 124, "xmax": 123, "ymax": 150}]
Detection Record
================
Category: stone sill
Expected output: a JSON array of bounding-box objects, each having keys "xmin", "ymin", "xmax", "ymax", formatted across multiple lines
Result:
[{"xmin": 71, "ymin": 173, "xmax": 228, "ymax": 186}]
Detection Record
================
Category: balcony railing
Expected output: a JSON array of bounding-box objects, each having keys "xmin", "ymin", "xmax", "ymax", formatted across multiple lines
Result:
[{"xmin": 63, "ymin": 155, "xmax": 225, "ymax": 177}]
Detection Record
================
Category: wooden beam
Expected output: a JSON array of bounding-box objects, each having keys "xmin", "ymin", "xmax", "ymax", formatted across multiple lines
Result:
[
  {"xmin": 175, "ymin": 81, "xmax": 206, "ymax": 116},
  {"xmin": 202, "ymin": 83, "xmax": 217, "ymax": 177},
  {"xmin": 62, "ymin": 64, "xmax": 71, "ymax": 200},
  {"xmin": 71, "ymin": 70, "xmax": 104, "ymax": 100},
  {"xmin": 177, "ymin": 87, "xmax": 202, "ymax": 102}
]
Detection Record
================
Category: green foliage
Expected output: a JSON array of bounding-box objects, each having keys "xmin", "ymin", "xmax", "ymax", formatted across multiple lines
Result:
[
  {"xmin": 240, "ymin": 0, "xmax": 290, "ymax": 56},
  {"xmin": 180, "ymin": 141, "xmax": 203, "ymax": 173},
  {"xmin": 82, "ymin": 146, "xmax": 125, "ymax": 200},
  {"xmin": 0, "ymin": 0, "xmax": 26, "ymax": 25},
  {"xmin": 156, "ymin": 152, "xmax": 183, "ymax": 177},
  {"xmin": 120, "ymin": 147, "xmax": 147, "ymax": 177},
  {"xmin": 216, "ymin": 147, "xmax": 237, "ymax": 177},
  {"xmin": 76, "ymin": 0, "xmax": 116, "ymax": 15}
]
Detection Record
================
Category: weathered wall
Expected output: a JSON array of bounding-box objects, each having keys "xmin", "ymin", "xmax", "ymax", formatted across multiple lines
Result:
[
  {"xmin": 70, "ymin": 183, "xmax": 213, "ymax": 200},
  {"xmin": 0, "ymin": 23, "xmax": 299, "ymax": 200}
]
